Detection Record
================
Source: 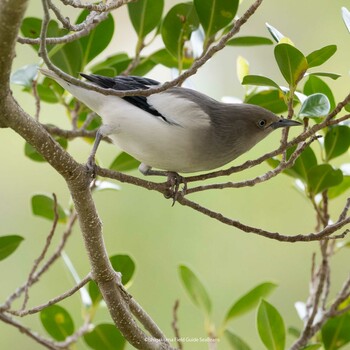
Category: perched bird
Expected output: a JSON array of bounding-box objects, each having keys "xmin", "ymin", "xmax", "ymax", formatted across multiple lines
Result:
[{"xmin": 40, "ymin": 69, "xmax": 300, "ymax": 176}]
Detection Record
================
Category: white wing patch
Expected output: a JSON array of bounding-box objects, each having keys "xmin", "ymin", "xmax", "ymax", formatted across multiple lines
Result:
[{"xmin": 147, "ymin": 92, "xmax": 211, "ymax": 128}]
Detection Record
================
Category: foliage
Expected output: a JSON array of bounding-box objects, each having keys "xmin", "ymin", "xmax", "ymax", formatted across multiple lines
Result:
[{"xmin": 1, "ymin": 1, "xmax": 350, "ymax": 350}]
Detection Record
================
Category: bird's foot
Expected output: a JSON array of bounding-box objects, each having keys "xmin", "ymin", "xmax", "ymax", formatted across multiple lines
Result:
[
  {"xmin": 164, "ymin": 172, "xmax": 187, "ymax": 206},
  {"xmin": 86, "ymin": 155, "xmax": 97, "ymax": 179}
]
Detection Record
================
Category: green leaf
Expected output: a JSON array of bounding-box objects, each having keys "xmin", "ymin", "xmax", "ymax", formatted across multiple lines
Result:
[
  {"xmin": 109, "ymin": 152, "xmax": 140, "ymax": 172},
  {"xmin": 299, "ymin": 93, "xmax": 330, "ymax": 118},
  {"xmin": 161, "ymin": 3, "xmax": 199, "ymax": 60},
  {"xmin": 20, "ymin": 17, "xmax": 65, "ymax": 52},
  {"xmin": 307, "ymin": 164, "xmax": 343, "ymax": 195},
  {"xmin": 110, "ymin": 254, "xmax": 136, "ymax": 286},
  {"xmin": 242, "ymin": 75, "xmax": 281, "ymax": 90},
  {"xmin": 10, "ymin": 64, "xmax": 38, "ymax": 88},
  {"xmin": 266, "ymin": 23, "xmax": 285, "ymax": 43},
  {"xmin": 31, "ymin": 194, "xmax": 67, "ymax": 223},
  {"xmin": 227, "ymin": 36, "xmax": 273, "ymax": 46},
  {"xmin": 25, "ymin": 138, "xmax": 68, "ymax": 162},
  {"xmin": 0, "ymin": 235, "xmax": 24, "ymax": 261},
  {"xmin": 236, "ymin": 56, "xmax": 250, "ymax": 84},
  {"xmin": 325, "ymin": 126, "xmax": 350, "ymax": 161},
  {"xmin": 88, "ymin": 254, "xmax": 135, "ymax": 305},
  {"xmin": 88, "ymin": 281, "xmax": 102, "ymax": 305},
  {"xmin": 51, "ymin": 40, "xmax": 83, "ymax": 77},
  {"xmin": 91, "ymin": 53, "xmax": 130, "ymax": 75},
  {"xmin": 130, "ymin": 56, "xmax": 158, "ymax": 76},
  {"xmin": 328, "ymin": 176, "xmax": 350, "ymax": 199},
  {"xmin": 84, "ymin": 323, "xmax": 126, "ymax": 350},
  {"xmin": 301, "ymin": 345, "xmax": 322, "ymax": 350},
  {"xmin": 225, "ymin": 282, "xmax": 277, "ymax": 322},
  {"xmin": 37, "ymin": 77, "xmax": 65, "ymax": 103},
  {"xmin": 194, "ymin": 0, "xmax": 238, "ymax": 40},
  {"xmin": 321, "ymin": 313, "xmax": 350, "ymax": 350},
  {"xmin": 306, "ymin": 45, "xmax": 337, "ymax": 68},
  {"xmin": 245, "ymin": 89, "xmax": 288, "ymax": 114},
  {"xmin": 178, "ymin": 265, "xmax": 212, "ymax": 316},
  {"xmin": 257, "ymin": 300, "xmax": 285, "ymax": 350},
  {"xmin": 40, "ymin": 305, "xmax": 74, "ymax": 341},
  {"xmin": 274, "ymin": 43, "xmax": 308, "ymax": 87},
  {"xmin": 128, "ymin": 0, "xmax": 164, "ymax": 39},
  {"xmin": 342, "ymin": 7, "xmax": 350, "ymax": 33},
  {"xmin": 308, "ymin": 72, "xmax": 341, "ymax": 80},
  {"xmin": 76, "ymin": 10, "xmax": 114, "ymax": 66},
  {"xmin": 303, "ymin": 75, "xmax": 335, "ymax": 110},
  {"xmin": 149, "ymin": 48, "xmax": 193, "ymax": 69},
  {"xmin": 225, "ymin": 330, "xmax": 252, "ymax": 350},
  {"xmin": 285, "ymin": 146, "xmax": 317, "ymax": 182}
]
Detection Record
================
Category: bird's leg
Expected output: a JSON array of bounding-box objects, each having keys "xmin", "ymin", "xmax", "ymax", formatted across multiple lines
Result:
[
  {"xmin": 86, "ymin": 128, "xmax": 104, "ymax": 177},
  {"xmin": 138, "ymin": 163, "xmax": 187, "ymax": 205}
]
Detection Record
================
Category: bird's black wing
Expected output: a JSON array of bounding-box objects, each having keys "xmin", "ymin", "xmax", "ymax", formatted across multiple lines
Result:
[{"xmin": 80, "ymin": 73, "xmax": 165, "ymax": 119}]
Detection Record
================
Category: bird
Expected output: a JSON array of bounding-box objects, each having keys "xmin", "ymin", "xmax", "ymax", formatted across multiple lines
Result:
[{"xmin": 40, "ymin": 69, "xmax": 301, "ymax": 178}]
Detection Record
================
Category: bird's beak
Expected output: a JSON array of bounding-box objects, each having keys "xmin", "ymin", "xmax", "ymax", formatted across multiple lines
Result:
[{"xmin": 271, "ymin": 118, "xmax": 301, "ymax": 129}]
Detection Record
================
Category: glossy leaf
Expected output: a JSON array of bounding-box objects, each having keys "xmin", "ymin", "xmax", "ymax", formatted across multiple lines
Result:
[
  {"xmin": 149, "ymin": 48, "xmax": 193, "ymax": 69},
  {"xmin": 257, "ymin": 300, "xmax": 285, "ymax": 350},
  {"xmin": 286, "ymin": 146, "xmax": 317, "ymax": 182},
  {"xmin": 301, "ymin": 345, "xmax": 322, "ymax": 350},
  {"xmin": 194, "ymin": 0, "xmax": 238, "ymax": 40},
  {"xmin": 266, "ymin": 23, "xmax": 285, "ymax": 43},
  {"xmin": 274, "ymin": 43, "xmax": 308, "ymax": 87},
  {"xmin": 328, "ymin": 176, "xmax": 350, "ymax": 199},
  {"xmin": 236, "ymin": 56, "xmax": 249, "ymax": 84},
  {"xmin": 245, "ymin": 89, "xmax": 288, "ymax": 114},
  {"xmin": 299, "ymin": 93, "xmax": 330, "ymax": 118},
  {"xmin": 131, "ymin": 57, "xmax": 158, "ymax": 76},
  {"xmin": 88, "ymin": 254, "xmax": 135, "ymax": 305},
  {"xmin": 228, "ymin": 36, "xmax": 273, "ymax": 46},
  {"xmin": 128, "ymin": 0, "xmax": 164, "ymax": 39},
  {"xmin": 225, "ymin": 282, "xmax": 277, "ymax": 322},
  {"xmin": 0, "ymin": 235, "xmax": 24, "ymax": 261},
  {"xmin": 178, "ymin": 265, "xmax": 211, "ymax": 316},
  {"xmin": 325, "ymin": 125, "xmax": 350, "ymax": 161},
  {"xmin": 242, "ymin": 75, "xmax": 281, "ymax": 90},
  {"xmin": 20, "ymin": 17, "xmax": 65, "ymax": 52},
  {"xmin": 303, "ymin": 75, "xmax": 335, "ymax": 110},
  {"xmin": 31, "ymin": 194, "xmax": 67, "ymax": 223},
  {"xmin": 25, "ymin": 137, "xmax": 68, "ymax": 162},
  {"xmin": 321, "ymin": 313, "xmax": 350, "ymax": 350},
  {"xmin": 40, "ymin": 305, "xmax": 74, "ymax": 341},
  {"xmin": 37, "ymin": 77, "xmax": 65, "ymax": 103},
  {"xmin": 76, "ymin": 10, "xmax": 114, "ymax": 66},
  {"xmin": 84, "ymin": 323, "xmax": 126, "ymax": 350},
  {"xmin": 306, "ymin": 45, "xmax": 337, "ymax": 68},
  {"xmin": 342, "ymin": 7, "xmax": 350, "ymax": 33},
  {"xmin": 109, "ymin": 152, "xmax": 140, "ymax": 172},
  {"xmin": 88, "ymin": 281, "xmax": 102, "ymax": 305},
  {"xmin": 225, "ymin": 330, "xmax": 252, "ymax": 350},
  {"xmin": 51, "ymin": 40, "xmax": 83, "ymax": 77},
  {"xmin": 308, "ymin": 72, "xmax": 341, "ymax": 80},
  {"xmin": 161, "ymin": 3, "xmax": 199, "ymax": 60},
  {"xmin": 307, "ymin": 164, "xmax": 343, "ymax": 195},
  {"xmin": 110, "ymin": 254, "xmax": 136, "ymax": 286},
  {"xmin": 10, "ymin": 64, "xmax": 38, "ymax": 88},
  {"xmin": 91, "ymin": 53, "xmax": 130, "ymax": 75}
]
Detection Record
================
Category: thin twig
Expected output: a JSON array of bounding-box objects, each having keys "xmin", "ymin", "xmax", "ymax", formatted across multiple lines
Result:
[
  {"xmin": 2, "ymin": 211, "xmax": 78, "ymax": 310},
  {"xmin": 171, "ymin": 300, "xmax": 183, "ymax": 350},
  {"xmin": 0, "ymin": 313, "xmax": 61, "ymax": 350},
  {"xmin": 60, "ymin": 0, "xmax": 135, "ymax": 11},
  {"xmin": 32, "ymin": 79, "xmax": 41, "ymax": 121},
  {"xmin": 21, "ymin": 193, "xmax": 60, "ymax": 311},
  {"xmin": 37, "ymin": 0, "xmax": 265, "ymax": 98},
  {"xmin": 9, "ymin": 274, "xmax": 91, "ymax": 317}
]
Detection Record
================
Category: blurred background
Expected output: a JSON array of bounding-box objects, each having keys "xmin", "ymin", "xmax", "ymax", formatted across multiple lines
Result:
[{"xmin": 1, "ymin": 0, "xmax": 350, "ymax": 349}]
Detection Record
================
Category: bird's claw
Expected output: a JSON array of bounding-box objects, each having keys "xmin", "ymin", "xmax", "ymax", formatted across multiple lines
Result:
[
  {"xmin": 164, "ymin": 172, "xmax": 187, "ymax": 206},
  {"xmin": 86, "ymin": 156, "xmax": 97, "ymax": 179}
]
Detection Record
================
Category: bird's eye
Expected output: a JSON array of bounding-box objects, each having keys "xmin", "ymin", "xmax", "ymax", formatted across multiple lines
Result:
[{"xmin": 258, "ymin": 119, "xmax": 266, "ymax": 128}]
